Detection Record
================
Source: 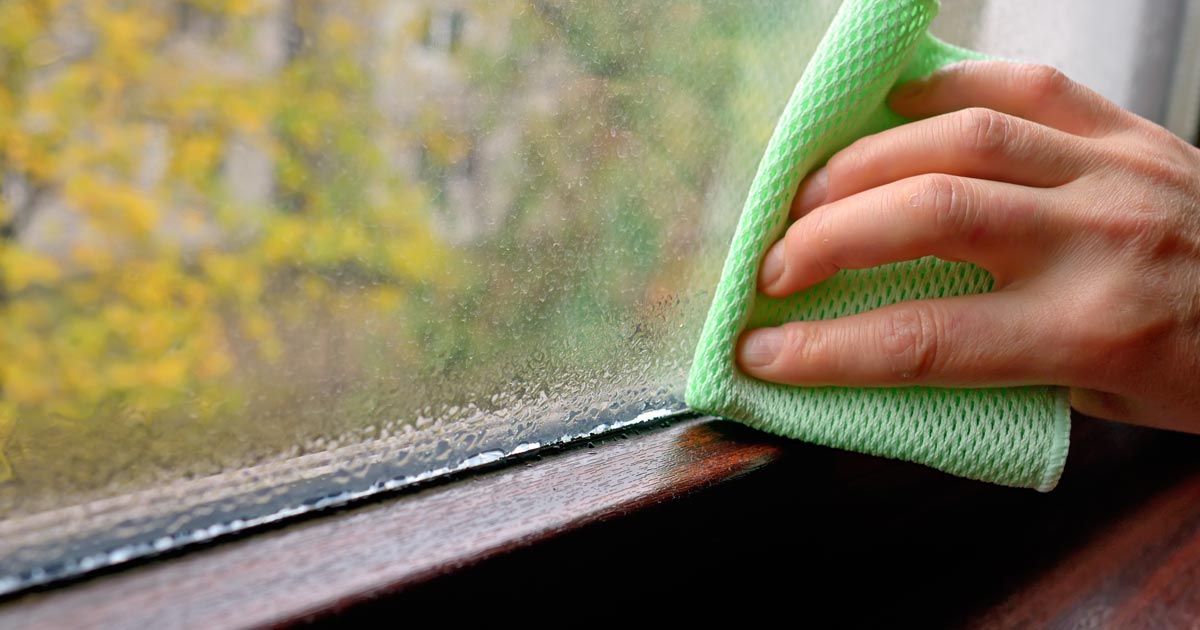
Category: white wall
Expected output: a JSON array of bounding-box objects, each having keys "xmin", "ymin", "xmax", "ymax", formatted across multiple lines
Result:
[{"xmin": 933, "ymin": 0, "xmax": 1199, "ymax": 139}]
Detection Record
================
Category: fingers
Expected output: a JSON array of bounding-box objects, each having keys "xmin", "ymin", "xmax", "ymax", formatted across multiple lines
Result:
[
  {"xmin": 1070, "ymin": 388, "xmax": 1184, "ymax": 432},
  {"xmin": 790, "ymin": 108, "xmax": 1098, "ymax": 218},
  {"xmin": 740, "ymin": 60, "xmax": 1124, "ymax": 391},
  {"xmin": 763, "ymin": 174, "xmax": 1053, "ymax": 297},
  {"xmin": 887, "ymin": 60, "xmax": 1133, "ymax": 138},
  {"xmin": 736, "ymin": 292, "xmax": 1062, "ymax": 388},
  {"xmin": 1070, "ymin": 388, "xmax": 1132, "ymax": 423}
]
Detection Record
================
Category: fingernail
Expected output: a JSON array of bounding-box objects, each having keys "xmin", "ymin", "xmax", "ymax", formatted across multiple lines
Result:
[
  {"xmin": 758, "ymin": 243, "xmax": 785, "ymax": 290},
  {"xmin": 793, "ymin": 167, "xmax": 828, "ymax": 216},
  {"xmin": 739, "ymin": 328, "xmax": 784, "ymax": 369}
]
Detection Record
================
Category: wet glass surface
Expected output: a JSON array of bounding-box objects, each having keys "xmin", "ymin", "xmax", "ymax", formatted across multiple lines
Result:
[{"xmin": 0, "ymin": 0, "xmax": 839, "ymax": 588}]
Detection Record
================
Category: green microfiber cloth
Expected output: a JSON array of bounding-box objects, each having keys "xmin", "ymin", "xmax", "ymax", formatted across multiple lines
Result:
[{"xmin": 685, "ymin": 0, "xmax": 1070, "ymax": 491}]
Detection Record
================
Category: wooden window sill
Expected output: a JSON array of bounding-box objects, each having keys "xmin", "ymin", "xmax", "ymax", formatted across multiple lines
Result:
[
  {"xmin": 2, "ymin": 415, "xmax": 1200, "ymax": 627},
  {"xmin": 0, "ymin": 416, "xmax": 781, "ymax": 627}
]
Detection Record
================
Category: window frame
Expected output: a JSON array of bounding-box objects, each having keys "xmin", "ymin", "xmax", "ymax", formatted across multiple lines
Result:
[
  {"xmin": 5, "ymin": 414, "xmax": 1200, "ymax": 626},
  {"xmin": 0, "ymin": 415, "xmax": 785, "ymax": 626}
]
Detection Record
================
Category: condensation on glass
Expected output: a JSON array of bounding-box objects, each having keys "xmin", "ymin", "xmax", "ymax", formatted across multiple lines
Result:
[
  {"xmin": 1, "ymin": 0, "xmax": 1188, "ymax": 592},
  {"xmin": 0, "ymin": 0, "xmax": 841, "ymax": 589}
]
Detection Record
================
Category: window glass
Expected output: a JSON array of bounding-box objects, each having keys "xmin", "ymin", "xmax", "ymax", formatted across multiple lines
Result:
[
  {"xmin": 3, "ymin": 0, "xmax": 1188, "ymax": 592},
  {"xmin": 0, "ymin": 0, "xmax": 839, "ymax": 589}
]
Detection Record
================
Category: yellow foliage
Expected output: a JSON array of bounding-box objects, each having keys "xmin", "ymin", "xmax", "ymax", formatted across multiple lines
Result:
[
  {"xmin": 70, "ymin": 243, "xmax": 116, "ymax": 274},
  {"xmin": 175, "ymin": 135, "xmax": 223, "ymax": 178},
  {"xmin": 0, "ymin": 2, "xmax": 41, "ymax": 50},
  {"xmin": 4, "ymin": 129, "xmax": 55, "ymax": 181},
  {"xmin": 116, "ymin": 260, "xmax": 179, "ymax": 308},
  {"xmin": 223, "ymin": 94, "xmax": 268, "ymax": 134},
  {"xmin": 388, "ymin": 226, "xmax": 451, "ymax": 283},
  {"xmin": 0, "ymin": 0, "xmax": 464, "ymax": 487},
  {"xmin": 326, "ymin": 17, "xmax": 359, "ymax": 46},
  {"xmin": 187, "ymin": 0, "xmax": 262, "ymax": 18},
  {"xmin": 64, "ymin": 174, "xmax": 161, "ymax": 238},
  {"xmin": 88, "ymin": 5, "xmax": 167, "ymax": 72},
  {"xmin": 62, "ymin": 360, "xmax": 102, "ymax": 403},
  {"xmin": 125, "ymin": 193, "xmax": 160, "ymax": 235},
  {"xmin": 370, "ymin": 286, "xmax": 407, "ymax": 312},
  {"xmin": 0, "ymin": 402, "xmax": 13, "ymax": 483},
  {"xmin": 145, "ymin": 355, "xmax": 188, "ymax": 390},
  {"xmin": 132, "ymin": 312, "xmax": 177, "ymax": 355},
  {"xmin": 2, "ymin": 246, "xmax": 62, "ymax": 292},
  {"xmin": 4, "ymin": 361, "xmax": 55, "ymax": 405},
  {"xmin": 261, "ymin": 216, "xmax": 306, "ymax": 263},
  {"xmin": 202, "ymin": 251, "xmax": 263, "ymax": 304}
]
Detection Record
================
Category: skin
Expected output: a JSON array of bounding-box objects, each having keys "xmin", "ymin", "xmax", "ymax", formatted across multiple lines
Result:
[{"xmin": 735, "ymin": 60, "xmax": 1200, "ymax": 433}]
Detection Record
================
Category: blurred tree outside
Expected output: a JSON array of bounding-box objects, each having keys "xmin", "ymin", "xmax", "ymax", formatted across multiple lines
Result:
[{"xmin": 0, "ymin": 0, "xmax": 822, "ymax": 514}]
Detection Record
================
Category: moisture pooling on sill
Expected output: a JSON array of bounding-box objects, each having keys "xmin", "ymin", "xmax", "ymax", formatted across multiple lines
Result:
[{"xmin": 0, "ymin": 404, "xmax": 690, "ymax": 598}]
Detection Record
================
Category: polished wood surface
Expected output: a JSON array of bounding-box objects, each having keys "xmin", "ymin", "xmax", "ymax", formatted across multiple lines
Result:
[
  {"xmin": 2, "ymin": 415, "xmax": 1200, "ymax": 627},
  {"xmin": 0, "ymin": 417, "xmax": 781, "ymax": 629},
  {"xmin": 340, "ymin": 416, "xmax": 1200, "ymax": 628}
]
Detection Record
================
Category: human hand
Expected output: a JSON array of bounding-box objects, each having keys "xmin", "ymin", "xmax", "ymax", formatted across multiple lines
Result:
[{"xmin": 735, "ymin": 61, "xmax": 1200, "ymax": 432}]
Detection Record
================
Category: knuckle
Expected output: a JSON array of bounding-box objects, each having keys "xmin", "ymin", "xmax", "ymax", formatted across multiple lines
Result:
[
  {"xmin": 782, "ymin": 324, "xmax": 826, "ymax": 367},
  {"xmin": 878, "ymin": 305, "xmax": 941, "ymax": 381},
  {"xmin": 829, "ymin": 137, "xmax": 873, "ymax": 176},
  {"xmin": 1019, "ymin": 64, "xmax": 1072, "ymax": 102},
  {"xmin": 957, "ymin": 107, "xmax": 1010, "ymax": 158},
  {"xmin": 1090, "ymin": 200, "xmax": 1182, "ymax": 262},
  {"xmin": 1127, "ymin": 150, "xmax": 1194, "ymax": 191},
  {"xmin": 913, "ymin": 173, "xmax": 969, "ymax": 237},
  {"xmin": 1071, "ymin": 389, "xmax": 1130, "ymax": 422},
  {"xmin": 792, "ymin": 210, "xmax": 821, "ymax": 253},
  {"xmin": 794, "ymin": 208, "xmax": 843, "ymax": 275},
  {"xmin": 1125, "ymin": 118, "xmax": 1179, "ymax": 147},
  {"xmin": 1127, "ymin": 205, "xmax": 1182, "ymax": 257}
]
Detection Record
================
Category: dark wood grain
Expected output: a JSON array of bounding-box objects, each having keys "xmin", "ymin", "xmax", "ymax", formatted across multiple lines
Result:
[
  {"xmin": 0, "ymin": 417, "xmax": 782, "ymax": 629},
  {"xmin": 968, "ymin": 470, "xmax": 1200, "ymax": 629},
  {"xmin": 958, "ymin": 420, "xmax": 1200, "ymax": 629},
  {"xmin": 4, "ymin": 415, "xmax": 1200, "ymax": 628},
  {"xmin": 345, "ymin": 415, "xmax": 1200, "ymax": 628}
]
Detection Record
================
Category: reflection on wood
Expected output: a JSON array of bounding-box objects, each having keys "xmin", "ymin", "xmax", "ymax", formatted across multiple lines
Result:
[{"xmin": 3, "ymin": 415, "xmax": 1200, "ymax": 627}]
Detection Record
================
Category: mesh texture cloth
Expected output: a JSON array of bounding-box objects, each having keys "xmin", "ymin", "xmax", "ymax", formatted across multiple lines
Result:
[{"xmin": 685, "ymin": 0, "xmax": 1070, "ymax": 491}]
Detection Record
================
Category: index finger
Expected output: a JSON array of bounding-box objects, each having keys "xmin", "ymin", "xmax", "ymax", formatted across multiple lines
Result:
[{"xmin": 888, "ymin": 60, "xmax": 1134, "ymax": 138}]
